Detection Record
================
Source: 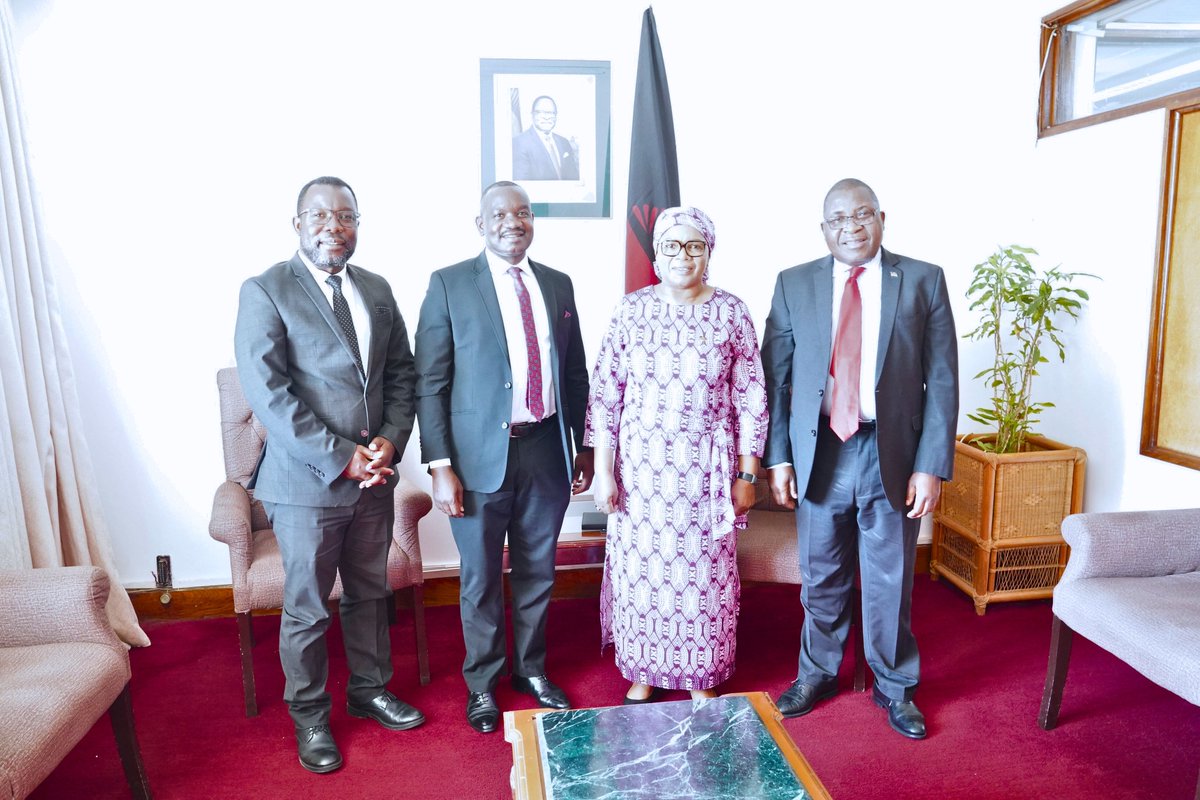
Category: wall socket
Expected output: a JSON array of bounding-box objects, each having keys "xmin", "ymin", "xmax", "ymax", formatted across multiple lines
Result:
[{"xmin": 154, "ymin": 555, "xmax": 172, "ymax": 589}]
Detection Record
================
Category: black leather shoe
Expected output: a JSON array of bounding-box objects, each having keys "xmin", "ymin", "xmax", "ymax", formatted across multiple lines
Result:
[
  {"xmin": 776, "ymin": 679, "xmax": 838, "ymax": 718},
  {"xmin": 347, "ymin": 690, "xmax": 425, "ymax": 731},
  {"xmin": 872, "ymin": 686, "xmax": 927, "ymax": 739},
  {"xmin": 467, "ymin": 691, "xmax": 500, "ymax": 734},
  {"xmin": 622, "ymin": 687, "xmax": 662, "ymax": 705},
  {"xmin": 295, "ymin": 724, "xmax": 342, "ymax": 774},
  {"xmin": 511, "ymin": 674, "xmax": 571, "ymax": 709}
]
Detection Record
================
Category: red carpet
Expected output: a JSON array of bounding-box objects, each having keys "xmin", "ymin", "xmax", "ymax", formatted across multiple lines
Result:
[{"xmin": 32, "ymin": 576, "xmax": 1199, "ymax": 799}]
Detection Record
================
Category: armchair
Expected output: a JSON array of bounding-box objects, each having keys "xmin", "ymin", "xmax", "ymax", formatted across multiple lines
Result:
[
  {"xmin": 208, "ymin": 367, "xmax": 432, "ymax": 717},
  {"xmin": 0, "ymin": 566, "xmax": 151, "ymax": 800},
  {"xmin": 1039, "ymin": 509, "xmax": 1200, "ymax": 797}
]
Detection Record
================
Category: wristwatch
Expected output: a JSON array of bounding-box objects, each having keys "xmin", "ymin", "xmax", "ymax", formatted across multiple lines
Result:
[{"xmin": 735, "ymin": 471, "xmax": 758, "ymax": 484}]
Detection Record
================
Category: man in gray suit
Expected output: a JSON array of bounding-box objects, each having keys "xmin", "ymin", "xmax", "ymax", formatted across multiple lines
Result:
[
  {"xmin": 415, "ymin": 181, "xmax": 593, "ymax": 734},
  {"xmin": 761, "ymin": 178, "xmax": 958, "ymax": 739},
  {"xmin": 235, "ymin": 176, "xmax": 423, "ymax": 774}
]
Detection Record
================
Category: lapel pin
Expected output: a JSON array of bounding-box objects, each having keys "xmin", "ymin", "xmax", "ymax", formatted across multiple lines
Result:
[
  {"xmin": 889, "ymin": 271, "xmax": 898, "ymax": 278},
  {"xmin": 564, "ymin": 310, "xmax": 572, "ymax": 318}
]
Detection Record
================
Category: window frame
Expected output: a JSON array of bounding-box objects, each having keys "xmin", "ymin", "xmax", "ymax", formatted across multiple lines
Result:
[{"xmin": 1038, "ymin": 0, "xmax": 1200, "ymax": 138}]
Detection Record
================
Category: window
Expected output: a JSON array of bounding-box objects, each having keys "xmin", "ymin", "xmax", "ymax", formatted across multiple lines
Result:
[{"xmin": 1039, "ymin": 0, "xmax": 1200, "ymax": 137}]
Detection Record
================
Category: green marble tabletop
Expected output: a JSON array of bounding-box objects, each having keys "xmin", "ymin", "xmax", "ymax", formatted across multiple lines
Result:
[{"xmin": 533, "ymin": 694, "xmax": 812, "ymax": 800}]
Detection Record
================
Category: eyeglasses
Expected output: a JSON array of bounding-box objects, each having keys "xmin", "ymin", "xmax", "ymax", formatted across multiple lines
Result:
[
  {"xmin": 658, "ymin": 239, "xmax": 708, "ymax": 257},
  {"xmin": 824, "ymin": 208, "xmax": 878, "ymax": 229},
  {"xmin": 298, "ymin": 208, "xmax": 361, "ymax": 227}
]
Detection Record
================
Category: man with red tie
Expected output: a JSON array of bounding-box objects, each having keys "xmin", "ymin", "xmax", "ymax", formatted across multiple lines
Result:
[
  {"xmin": 761, "ymin": 178, "xmax": 958, "ymax": 739},
  {"xmin": 414, "ymin": 181, "xmax": 593, "ymax": 734}
]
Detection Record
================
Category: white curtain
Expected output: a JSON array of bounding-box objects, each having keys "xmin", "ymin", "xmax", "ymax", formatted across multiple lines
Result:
[{"xmin": 0, "ymin": 2, "xmax": 148, "ymax": 647}]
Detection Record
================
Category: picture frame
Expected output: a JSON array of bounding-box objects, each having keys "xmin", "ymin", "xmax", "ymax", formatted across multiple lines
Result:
[
  {"xmin": 480, "ymin": 58, "xmax": 611, "ymax": 218},
  {"xmin": 1141, "ymin": 102, "xmax": 1200, "ymax": 471}
]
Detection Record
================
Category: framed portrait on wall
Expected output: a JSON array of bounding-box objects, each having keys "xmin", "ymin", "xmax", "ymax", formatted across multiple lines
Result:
[{"xmin": 480, "ymin": 58, "xmax": 611, "ymax": 218}]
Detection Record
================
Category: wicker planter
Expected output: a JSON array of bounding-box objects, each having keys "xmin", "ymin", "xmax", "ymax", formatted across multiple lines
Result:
[{"xmin": 930, "ymin": 434, "xmax": 1086, "ymax": 614}]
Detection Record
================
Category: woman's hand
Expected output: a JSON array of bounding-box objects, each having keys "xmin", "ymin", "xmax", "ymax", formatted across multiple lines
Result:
[
  {"xmin": 731, "ymin": 476, "xmax": 756, "ymax": 517},
  {"xmin": 592, "ymin": 469, "xmax": 620, "ymax": 515}
]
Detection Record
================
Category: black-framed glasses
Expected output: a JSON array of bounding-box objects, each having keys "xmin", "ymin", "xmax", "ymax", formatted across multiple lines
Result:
[
  {"xmin": 298, "ymin": 208, "xmax": 361, "ymax": 227},
  {"xmin": 658, "ymin": 239, "xmax": 707, "ymax": 257},
  {"xmin": 824, "ymin": 208, "xmax": 878, "ymax": 230}
]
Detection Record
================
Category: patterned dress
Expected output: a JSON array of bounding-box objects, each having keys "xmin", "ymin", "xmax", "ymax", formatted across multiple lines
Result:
[{"xmin": 584, "ymin": 286, "xmax": 768, "ymax": 690}]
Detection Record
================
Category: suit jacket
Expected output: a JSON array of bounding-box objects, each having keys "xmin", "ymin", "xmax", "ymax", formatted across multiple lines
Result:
[
  {"xmin": 414, "ymin": 252, "xmax": 589, "ymax": 494},
  {"xmin": 761, "ymin": 248, "xmax": 958, "ymax": 511},
  {"xmin": 234, "ymin": 255, "xmax": 416, "ymax": 507},
  {"xmin": 512, "ymin": 128, "xmax": 580, "ymax": 181}
]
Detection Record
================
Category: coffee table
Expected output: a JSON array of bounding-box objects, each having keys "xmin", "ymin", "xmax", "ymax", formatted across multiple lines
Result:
[{"xmin": 504, "ymin": 691, "xmax": 831, "ymax": 799}]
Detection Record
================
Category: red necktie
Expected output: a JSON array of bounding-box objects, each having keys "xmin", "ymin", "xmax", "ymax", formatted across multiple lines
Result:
[
  {"xmin": 507, "ymin": 267, "xmax": 544, "ymax": 420},
  {"xmin": 829, "ymin": 266, "xmax": 866, "ymax": 441}
]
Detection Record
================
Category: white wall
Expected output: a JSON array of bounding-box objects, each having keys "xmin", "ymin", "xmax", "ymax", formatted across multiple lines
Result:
[{"xmin": 9, "ymin": 0, "xmax": 1200, "ymax": 588}]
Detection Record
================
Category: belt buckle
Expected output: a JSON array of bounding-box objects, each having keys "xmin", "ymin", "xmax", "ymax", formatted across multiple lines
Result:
[{"xmin": 510, "ymin": 422, "xmax": 533, "ymax": 439}]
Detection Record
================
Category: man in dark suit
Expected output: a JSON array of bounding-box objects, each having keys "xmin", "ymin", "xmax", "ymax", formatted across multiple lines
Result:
[
  {"xmin": 761, "ymin": 178, "xmax": 958, "ymax": 740},
  {"xmin": 415, "ymin": 181, "xmax": 593, "ymax": 734},
  {"xmin": 234, "ymin": 176, "xmax": 423, "ymax": 774},
  {"xmin": 512, "ymin": 96, "xmax": 580, "ymax": 181}
]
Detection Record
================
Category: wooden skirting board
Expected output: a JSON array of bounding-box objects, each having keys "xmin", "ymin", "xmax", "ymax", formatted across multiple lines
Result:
[{"xmin": 131, "ymin": 544, "xmax": 931, "ymax": 621}]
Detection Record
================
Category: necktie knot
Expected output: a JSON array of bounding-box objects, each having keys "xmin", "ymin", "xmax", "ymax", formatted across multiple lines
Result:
[{"xmin": 325, "ymin": 274, "xmax": 342, "ymax": 290}]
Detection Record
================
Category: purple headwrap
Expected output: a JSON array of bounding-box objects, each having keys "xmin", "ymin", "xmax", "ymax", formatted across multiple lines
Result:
[
  {"xmin": 652, "ymin": 206, "xmax": 716, "ymax": 252},
  {"xmin": 652, "ymin": 206, "xmax": 715, "ymax": 282}
]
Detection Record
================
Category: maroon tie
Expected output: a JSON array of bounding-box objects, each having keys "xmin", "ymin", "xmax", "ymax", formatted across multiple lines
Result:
[
  {"xmin": 829, "ymin": 266, "xmax": 866, "ymax": 441},
  {"xmin": 507, "ymin": 267, "xmax": 544, "ymax": 420}
]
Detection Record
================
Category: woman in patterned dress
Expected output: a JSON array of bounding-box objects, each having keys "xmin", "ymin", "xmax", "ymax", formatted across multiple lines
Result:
[{"xmin": 585, "ymin": 206, "xmax": 768, "ymax": 703}]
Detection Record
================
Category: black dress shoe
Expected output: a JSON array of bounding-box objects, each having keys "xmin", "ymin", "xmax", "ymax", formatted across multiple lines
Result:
[
  {"xmin": 511, "ymin": 674, "xmax": 571, "ymax": 709},
  {"xmin": 622, "ymin": 687, "xmax": 662, "ymax": 705},
  {"xmin": 295, "ymin": 724, "xmax": 342, "ymax": 774},
  {"xmin": 466, "ymin": 691, "xmax": 499, "ymax": 734},
  {"xmin": 347, "ymin": 690, "xmax": 425, "ymax": 731},
  {"xmin": 776, "ymin": 679, "xmax": 838, "ymax": 718},
  {"xmin": 872, "ymin": 686, "xmax": 927, "ymax": 740}
]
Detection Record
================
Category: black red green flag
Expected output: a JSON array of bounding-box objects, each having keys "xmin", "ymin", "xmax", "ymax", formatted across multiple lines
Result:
[{"xmin": 625, "ymin": 7, "xmax": 680, "ymax": 293}]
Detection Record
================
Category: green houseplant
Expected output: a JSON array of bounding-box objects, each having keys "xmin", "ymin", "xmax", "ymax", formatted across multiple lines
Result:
[
  {"xmin": 962, "ymin": 244, "xmax": 1095, "ymax": 454},
  {"xmin": 931, "ymin": 245, "xmax": 1095, "ymax": 613}
]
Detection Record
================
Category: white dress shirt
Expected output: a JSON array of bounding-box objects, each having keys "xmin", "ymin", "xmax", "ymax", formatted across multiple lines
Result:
[
  {"xmin": 299, "ymin": 252, "xmax": 371, "ymax": 371},
  {"xmin": 822, "ymin": 251, "xmax": 882, "ymax": 421},
  {"xmin": 484, "ymin": 248, "xmax": 556, "ymax": 424}
]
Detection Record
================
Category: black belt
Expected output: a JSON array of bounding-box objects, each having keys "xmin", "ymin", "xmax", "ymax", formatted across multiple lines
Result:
[
  {"xmin": 819, "ymin": 415, "xmax": 876, "ymax": 431},
  {"xmin": 509, "ymin": 414, "xmax": 556, "ymax": 439}
]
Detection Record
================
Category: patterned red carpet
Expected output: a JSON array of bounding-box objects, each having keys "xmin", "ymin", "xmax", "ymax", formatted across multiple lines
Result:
[{"xmin": 32, "ymin": 576, "xmax": 1199, "ymax": 799}]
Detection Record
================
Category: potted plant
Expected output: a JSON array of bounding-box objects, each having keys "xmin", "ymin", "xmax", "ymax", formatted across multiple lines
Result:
[{"xmin": 931, "ymin": 245, "xmax": 1096, "ymax": 614}]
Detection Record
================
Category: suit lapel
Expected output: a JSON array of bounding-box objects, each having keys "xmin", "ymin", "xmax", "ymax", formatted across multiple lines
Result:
[
  {"xmin": 348, "ymin": 265, "xmax": 382, "ymax": 378},
  {"xmin": 876, "ymin": 248, "xmax": 901, "ymax": 382},
  {"xmin": 472, "ymin": 253, "xmax": 510, "ymax": 363},
  {"xmin": 289, "ymin": 256, "xmax": 365, "ymax": 384},
  {"xmin": 812, "ymin": 257, "xmax": 834, "ymax": 361},
  {"xmin": 530, "ymin": 261, "xmax": 561, "ymax": 374}
]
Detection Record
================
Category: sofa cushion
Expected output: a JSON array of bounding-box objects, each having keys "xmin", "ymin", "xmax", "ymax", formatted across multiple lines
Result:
[
  {"xmin": 1053, "ymin": 572, "xmax": 1200, "ymax": 705},
  {"xmin": 0, "ymin": 642, "xmax": 128, "ymax": 799}
]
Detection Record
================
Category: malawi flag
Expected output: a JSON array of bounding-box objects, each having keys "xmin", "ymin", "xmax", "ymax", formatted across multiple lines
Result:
[{"xmin": 625, "ymin": 7, "xmax": 680, "ymax": 293}]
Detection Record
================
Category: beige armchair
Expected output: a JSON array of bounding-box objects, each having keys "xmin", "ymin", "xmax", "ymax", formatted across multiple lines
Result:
[
  {"xmin": 208, "ymin": 367, "xmax": 432, "ymax": 717},
  {"xmin": 1039, "ymin": 509, "xmax": 1200, "ymax": 797},
  {"xmin": 0, "ymin": 566, "xmax": 151, "ymax": 800}
]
